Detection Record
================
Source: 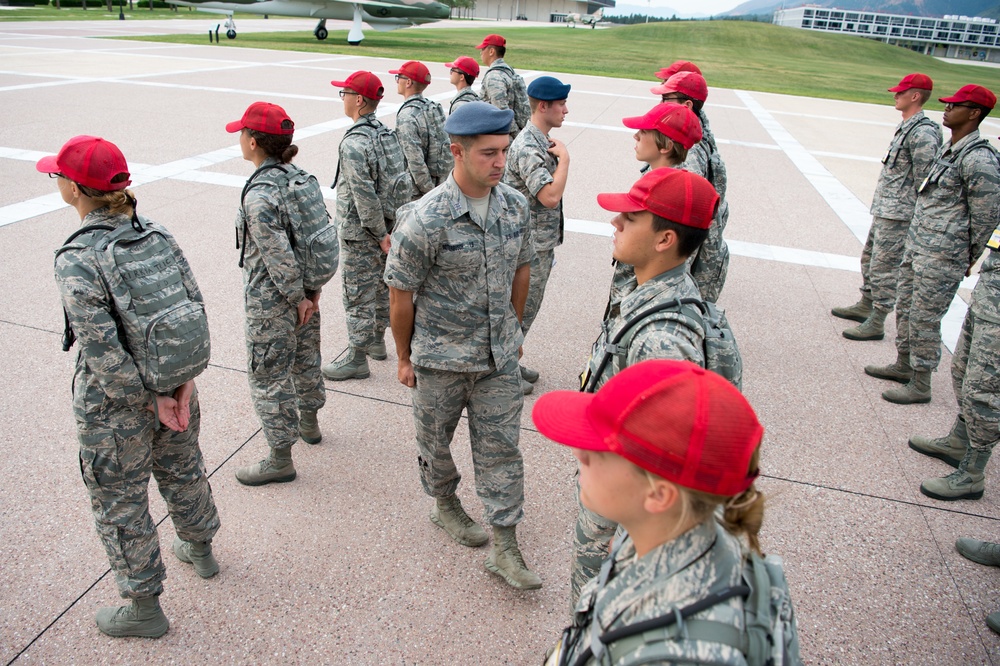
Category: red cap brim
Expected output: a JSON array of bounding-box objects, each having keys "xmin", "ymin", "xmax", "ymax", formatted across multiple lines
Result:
[
  {"xmin": 531, "ymin": 391, "xmax": 610, "ymax": 452},
  {"xmin": 330, "ymin": 79, "xmax": 349, "ymax": 88},
  {"xmin": 939, "ymin": 95, "xmax": 960, "ymax": 103},
  {"xmin": 388, "ymin": 69, "xmax": 402, "ymax": 75},
  {"xmin": 888, "ymin": 85, "xmax": 907, "ymax": 92},
  {"xmin": 35, "ymin": 155, "xmax": 59, "ymax": 174},
  {"xmin": 225, "ymin": 120, "xmax": 244, "ymax": 133},
  {"xmin": 650, "ymin": 83, "xmax": 669, "ymax": 96},
  {"xmin": 597, "ymin": 192, "xmax": 644, "ymax": 213},
  {"xmin": 622, "ymin": 114, "xmax": 654, "ymax": 130}
]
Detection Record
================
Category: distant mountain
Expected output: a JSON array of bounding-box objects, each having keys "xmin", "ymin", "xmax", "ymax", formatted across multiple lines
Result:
[
  {"xmin": 605, "ymin": 4, "xmax": 696, "ymax": 19},
  {"xmin": 725, "ymin": 0, "xmax": 1000, "ymax": 18}
]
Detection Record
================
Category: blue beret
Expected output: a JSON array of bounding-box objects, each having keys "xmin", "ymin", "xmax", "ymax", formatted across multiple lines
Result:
[
  {"xmin": 527, "ymin": 76, "xmax": 571, "ymax": 101},
  {"xmin": 444, "ymin": 101, "xmax": 514, "ymax": 136}
]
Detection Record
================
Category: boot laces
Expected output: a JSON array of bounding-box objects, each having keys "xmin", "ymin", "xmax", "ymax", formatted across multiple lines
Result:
[{"xmin": 443, "ymin": 496, "xmax": 476, "ymax": 528}]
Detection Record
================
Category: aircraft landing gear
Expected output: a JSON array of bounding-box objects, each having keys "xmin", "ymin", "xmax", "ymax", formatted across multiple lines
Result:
[
  {"xmin": 347, "ymin": 4, "xmax": 365, "ymax": 45},
  {"xmin": 224, "ymin": 15, "xmax": 236, "ymax": 39},
  {"xmin": 314, "ymin": 19, "xmax": 328, "ymax": 40}
]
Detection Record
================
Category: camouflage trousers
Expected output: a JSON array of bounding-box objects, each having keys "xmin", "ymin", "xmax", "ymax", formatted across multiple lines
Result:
[
  {"xmin": 952, "ymin": 308, "xmax": 1000, "ymax": 454},
  {"xmin": 571, "ymin": 486, "xmax": 616, "ymax": 608},
  {"xmin": 410, "ymin": 357, "xmax": 525, "ymax": 526},
  {"xmin": 894, "ymin": 250, "xmax": 965, "ymax": 372},
  {"xmin": 341, "ymin": 237, "xmax": 389, "ymax": 350},
  {"xmin": 859, "ymin": 216, "xmax": 910, "ymax": 312},
  {"xmin": 522, "ymin": 248, "xmax": 555, "ymax": 337},
  {"xmin": 689, "ymin": 200, "xmax": 730, "ymax": 303},
  {"xmin": 245, "ymin": 305, "xmax": 325, "ymax": 451},
  {"xmin": 77, "ymin": 387, "xmax": 220, "ymax": 599}
]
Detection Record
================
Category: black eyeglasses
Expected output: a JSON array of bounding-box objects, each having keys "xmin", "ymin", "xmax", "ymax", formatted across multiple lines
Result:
[
  {"xmin": 48, "ymin": 172, "xmax": 65, "ymax": 179},
  {"xmin": 338, "ymin": 90, "xmax": 359, "ymax": 98},
  {"xmin": 450, "ymin": 68, "xmax": 464, "ymax": 75},
  {"xmin": 945, "ymin": 102, "xmax": 979, "ymax": 110},
  {"xmin": 394, "ymin": 74, "xmax": 410, "ymax": 83},
  {"xmin": 661, "ymin": 94, "xmax": 684, "ymax": 103}
]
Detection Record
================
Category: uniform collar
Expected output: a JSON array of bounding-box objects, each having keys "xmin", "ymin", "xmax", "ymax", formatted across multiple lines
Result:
[
  {"xmin": 442, "ymin": 173, "xmax": 510, "ymax": 225},
  {"xmin": 619, "ymin": 263, "xmax": 691, "ymax": 318}
]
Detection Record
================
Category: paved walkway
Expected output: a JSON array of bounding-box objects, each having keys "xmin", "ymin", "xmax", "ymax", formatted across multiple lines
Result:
[{"xmin": 2, "ymin": 18, "xmax": 1000, "ymax": 665}]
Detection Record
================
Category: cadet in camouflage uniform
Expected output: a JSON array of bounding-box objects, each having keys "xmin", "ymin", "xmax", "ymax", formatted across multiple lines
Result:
[
  {"xmin": 652, "ymin": 70, "xmax": 731, "ymax": 303},
  {"xmin": 502, "ymin": 75, "xmax": 571, "ymax": 392},
  {"xmin": 533, "ymin": 360, "xmax": 799, "ymax": 665},
  {"xmin": 572, "ymin": 168, "xmax": 720, "ymax": 607},
  {"xmin": 477, "ymin": 33, "xmax": 527, "ymax": 137},
  {"xmin": 324, "ymin": 71, "xmax": 394, "ymax": 381},
  {"xmin": 384, "ymin": 102, "xmax": 542, "ymax": 591},
  {"xmin": 390, "ymin": 60, "xmax": 453, "ymax": 197},
  {"xmin": 42, "ymin": 135, "xmax": 220, "ymax": 638},
  {"xmin": 866, "ymin": 85, "xmax": 1000, "ymax": 405},
  {"xmin": 911, "ymin": 224, "xmax": 1000, "ymax": 500},
  {"xmin": 228, "ymin": 102, "xmax": 330, "ymax": 486},
  {"xmin": 833, "ymin": 73, "xmax": 943, "ymax": 341},
  {"xmin": 447, "ymin": 56, "xmax": 481, "ymax": 114}
]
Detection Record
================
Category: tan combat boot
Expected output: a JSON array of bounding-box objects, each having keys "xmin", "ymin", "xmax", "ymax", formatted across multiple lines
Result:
[
  {"xmin": 173, "ymin": 537, "xmax": 220, "ymax": 578},
  {"xmin": 485, "ymin": 525, "xmax": 542, "ymax": 590},
  {"xmin": 843, "ymin": 309, "xmax": 887, "ymax": 341},
  {"xmin": 96, "ymin": 596, "xmax": 169, "ymax": 638},
  {"xmin": 831, "ymin": 296, "xmax": 873, "ymax": 323},
  {"xmin": 235, "ymin": 448, "xmax": 295, "ymax": 486},
  {"xmin": 431, "ymin": 494, "xmax": 488, "ymax": 547},
  {"xmin": 322, "ymin": 347, "xmax": 370, "ymax": 381},
  {"xmin": 864, "ymin": 353, "xmax": 912, "ymax": 384},
  {"xmin": 921, "ymin": 448, "xmax": 989, "ymax": 501},
  {"xmin": 368, "ymin": 331, "xmax": 388, "ymax": 361},
  {"xmin": 299, "ymin": 409, "xmax": 322, "ymax": 445},
  {"xmin": 909, "ymin": 415, "xmax": 969, "ymax": 468},
  {"xmin": 883, "ymin": 370, "xmax": 931, "ymax": 404},
  {"xmin": 956, "ymin": 537, "xmax": 1000, "ymax": 567}
]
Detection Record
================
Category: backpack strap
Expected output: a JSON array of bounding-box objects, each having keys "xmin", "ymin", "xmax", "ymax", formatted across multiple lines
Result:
[
  {"xmin": 57, "ymin": 224, "xmax": 116, "ymax": 352},
  {"xmin": 333, "ymin": 121, "xmax": 383, "ymax": 188},
  {"xmin": 238, "ymin": 163, "xmax": 290, "ymax": 268},
  {"xmin": 397, "ymin": 96, "xmax": 427, "ymax": 117}
]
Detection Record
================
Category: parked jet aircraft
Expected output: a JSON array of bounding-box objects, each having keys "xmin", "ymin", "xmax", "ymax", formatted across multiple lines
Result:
[
  {"xmin": 166, "ymin": 0, "xmax": 450, "ymax": 44},
  {"xmin": 565, "ymin": 7, "xmax": 602, "ymax": 28}
]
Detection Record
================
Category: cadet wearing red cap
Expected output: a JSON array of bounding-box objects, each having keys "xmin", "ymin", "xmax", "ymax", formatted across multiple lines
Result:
[
  {"xmin": 447, "ymin": 56, "xmax": 481, "ymax": 114},
  {"xmin": 478, "ymin": 33, "xmax": 531, "ymax": 137},
  {"xmin": 832, "ymin": 73, "xmax": 942, "ymax": 342},
  {"xmin": 324, "ymin": 71, "xmax": 411, "ymax": 381},
  {"xmin": 42, "ymin": 136, "xmax": 220, "ymax": 637},
  {"xmin": 867, "ymin": 84, "xmax": 1000, "ymax": 407},
  {"xmin": 570, "ymin": 168, "xmax": 745, "ymax": 606},
  {"xmin": 536, "ymin": 360, "xmax": 800, "ymax": 665},
  {"xmin": 391, "ymin": 60, "xmax": 453, "ymax": 198},
  {"xmin": 654, "ymin": 59, "xmax": 701, "ymax": 81},
  {"xmin": 651, "ymin": 71, "xmax": 731, "ymax": 304}
]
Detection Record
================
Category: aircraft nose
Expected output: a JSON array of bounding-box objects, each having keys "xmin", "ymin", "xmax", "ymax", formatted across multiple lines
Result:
[{"xmin": 431, "ymin": 2, "xmax": 450, "ymax": 18}]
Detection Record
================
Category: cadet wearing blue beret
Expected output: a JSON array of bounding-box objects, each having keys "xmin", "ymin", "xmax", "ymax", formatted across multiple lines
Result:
[
  {"xmin": 526, "ymin": 76, "xmax": 571, "ymax": 102},
  {"xmin": 443, "ymin": 101, "xmax": 515, "ymax": 136}
]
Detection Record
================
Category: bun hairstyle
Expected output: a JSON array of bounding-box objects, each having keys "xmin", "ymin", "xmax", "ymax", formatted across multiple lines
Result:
[
  {"xmin": 248, "ymin": 120, "xmax": 298, "ymax": 164},
  {"xmin": 76, "ymin": 173, "xmax": 137, "ymax": 219}
]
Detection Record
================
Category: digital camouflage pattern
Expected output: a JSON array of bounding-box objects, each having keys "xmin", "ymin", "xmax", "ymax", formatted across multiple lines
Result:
[
  {"xmin": 396, "ymin": 94, "xmax": 454, "ymax": 196},
  {"xmin": 955, "ymin": 247, "xmax": 1000, "ymax": 459},
  {"xmin": 55, "ymin": 208, "xmax": 219, "ymax": 599},
  {"xmin": 894, "ymin": 130, "xmax": 1000, "ymax": 371},
  {"xmin": 240, "ymin": 164, "xmax": 326, "ymax": 449},
  {"xmin": 479, "ymin": 59, "xmax": 529, "ymax": 136},
  {"xmin": 573, "ymin": 263, "xmax": 705, "ymax": 605},
  {"xmin": 859, "ymin": 112, "xmax": 942, "ymax": 311},
  {"xmin": 411, "ymin": 359, "xmax": 525, "ymax": 526},
  {"xmin": 503, "ymin": 123, "xmax": 564, "ymax": 334},
  {"xmin": 558, "ymin": 521, "xmax": 750, "ymax": 666},
  {"xmin": 384, "ymin": 174, "xmax": 534, "ymax": 372},
  {"xmin": 450, "ymin": 87, "xmax": 481, "ymax": 115},
  {"xmin": 336, "ymin": 113, "xmax": 393, "ymax": 241}
]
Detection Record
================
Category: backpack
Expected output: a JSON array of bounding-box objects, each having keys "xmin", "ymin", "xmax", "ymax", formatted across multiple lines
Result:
[
  {"xmin": 398, "ymin": 96, "xmax": 453, "ymax": 182},
  {"xmin": 334, "ymin": 120, "xmax": 413, "ymax": 224},
  {"xmin": 484, "ymin": 63, "xmax": 531, "ymax": 133},
  {"xmin": 584, "ymin": 297, "xmax": 743, "ymax": 393},
  {"xmin": 57, "ymin": 219, "xmax": 211, "ymax": 393},
  {"xmin": 566, "ymin": 550, "xmax": 802, "ymax": 666},
  {"xmin": 239, "ymin": 163, "xmax": 339, "ymax": 292}
]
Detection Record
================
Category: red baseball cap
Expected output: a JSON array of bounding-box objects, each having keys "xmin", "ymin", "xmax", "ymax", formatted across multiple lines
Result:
[
  {"xmin": 622, "ymin": 102, "xmax": 703, "ymax": 150},
  {"xmin": 888, "ymin": 73, "xmax": 933, "ymax": 93},
  {"xmin": 225, "ymin": 101, "xmax": 294, "ymax": 135},
  {"xmin": 651, "ymin": 71, "xmax": 708, "ymax": 102},
  {"xmin": 940, "ymin": 84, "xmax": 997, "ymax": 110},
  {"xmin": 331, "ymin": 71, "xmax": 385, "ymax": 100},
  {"xmin": 533, "ymin": 360, "xmax": 763, "ymax": 497},
  {"xmin": 476, "ymin": 34, "xmax": 506, "ymax": 49},
  {"xmin": 655, "ymin": 60, "xmax": 701, "ymax": 81},
  {"xmin": 446, "ymin": 56, "xmax": 480, "ymax": 78},
  {"xmin": 597, "ymin": 167, "xmax": 718, "ymax": 229},
  {"xmin": 390, "ymin": 60, "xmax": 431, "ymax": 86},
  {"xmin": 36, "ymin": 135, "xmax": 131, "ymax": 192}
]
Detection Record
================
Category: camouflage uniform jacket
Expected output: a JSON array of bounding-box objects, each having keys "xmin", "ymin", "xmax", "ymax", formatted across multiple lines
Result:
[
  {"xmin": 384, "ymin": 174, "xmax": 534, "ymax": 372},
  {"xmin": 585, "ymin": 263, "xmax": 704, "ymax": 391},
  {"xmin": 480, "ymin": 58, "xmax": 519, "ymax": 134},
  {"xmin": 450, "ymin": 87, "xmax": 481, "ymax": 114},
  {"xmin": 558, "ymin": 520, "xmax": 748, "ymax": 666},
  {"xmin": 973, "ymin": 243, "xmax": 1000, "ymax": 325},
  {"xmin": 907, "ymin": 129, "xmax": 1000, "ymax": 270},
  {"xmin": 870, "ymin": 111, "xmax": 942, "ymax": 221},
  {"xmin": 679, "ymin": 109, "xmax": 727, "ymax": 201},
  {"xmin": 396, "ymin": 94, "xmax": 452, "ymax": 196},
  {"xmin": 336, "ymin": 112, "xmax": 389, "ymax": 241},
  {"xmin": 239, "ymin": 156, "xmax": 307, "ymax": 317},
  {"xmin": 503, "ymin": 122, "xmax": 564, "ymax": 251},
  {"xmin": 55, "ymin": 208, "xmax": 200, "ymax": 421}
]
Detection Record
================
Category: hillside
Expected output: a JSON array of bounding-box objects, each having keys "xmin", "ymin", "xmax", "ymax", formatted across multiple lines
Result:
[{"xmin": 726, "ymin": 0, "xmax": 1000, "ymax": 18}]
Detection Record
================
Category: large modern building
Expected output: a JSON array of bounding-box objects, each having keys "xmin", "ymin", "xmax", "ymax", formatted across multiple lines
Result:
[
  {"xmin": 461, "ymin": 0, "xmax": 613, "ymax": 23},
  {"xmin": 773, "ymin": 6, "xmax": 1000, "ymax": 63}
]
